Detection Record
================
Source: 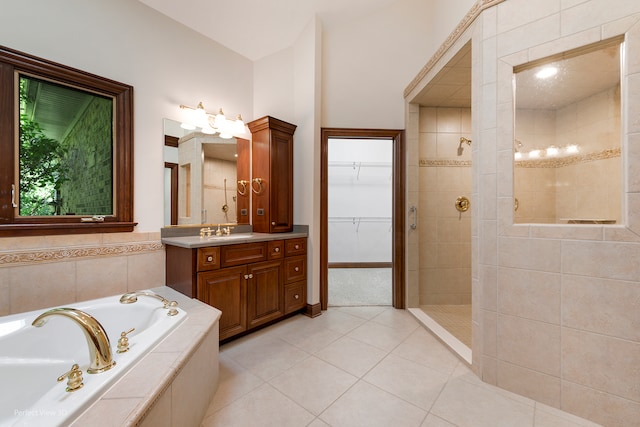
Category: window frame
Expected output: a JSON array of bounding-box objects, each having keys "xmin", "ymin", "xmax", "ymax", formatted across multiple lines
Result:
[{"xmin": 0, "ymin": 45, "xmax": 135, "ymax": 236}]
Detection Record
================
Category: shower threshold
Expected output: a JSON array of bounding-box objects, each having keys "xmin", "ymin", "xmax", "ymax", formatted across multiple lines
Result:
[{"xmin": 408, "ymin": 307, "xmax": 472, "ymax": 365}]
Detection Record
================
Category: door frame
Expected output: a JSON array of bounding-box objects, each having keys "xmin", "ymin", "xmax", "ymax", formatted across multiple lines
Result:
[{"xmin": 320, "ymin": 128, "xmax": 405, "ymax": 310}]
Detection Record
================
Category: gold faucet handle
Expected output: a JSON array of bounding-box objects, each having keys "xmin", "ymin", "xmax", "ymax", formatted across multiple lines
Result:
[
  {"xmin": 117, "ymin": 328, "xmax": 135, "ymax": 353},
  {"xmin": 57, "ymin": 364, "xmax": 84, "ymax": 392},
  {"xmin": 167, "ymin": 301, "xmax": 179, "ymax": 316}
]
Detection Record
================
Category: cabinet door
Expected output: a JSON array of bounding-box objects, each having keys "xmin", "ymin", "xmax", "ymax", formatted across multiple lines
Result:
[
  {"xmin": 198, "ymin": 266, "xmax": 247, "ymax": 340},
  {"xmin": 269, "ymin": 129, "xmax": 293, "ymax": 233},
  {"xmin": 246, "ymin": 260, "xmax": 284, "ymax": 329}
]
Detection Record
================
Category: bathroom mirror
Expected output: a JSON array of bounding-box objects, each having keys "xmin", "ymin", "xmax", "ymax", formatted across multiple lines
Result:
[
  {"xmin": 0, "ymin": 45, "xmax": 134, "ymax": 236},
  {"xmin": 513, "ymin": 37, "xmax": 623, "ymax": 224},
  {"xmin": 163, "ymin": 118, "xmax": 249, "ymax": 226}
]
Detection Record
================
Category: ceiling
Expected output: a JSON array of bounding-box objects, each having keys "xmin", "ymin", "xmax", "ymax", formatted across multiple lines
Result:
[
  {"xmin": 137, "ymin": 0, "xmax": 398, "ymax": 61},
  {"xmin": 413, "ymin": 39, "xmax": 621, "ymax": 110}
]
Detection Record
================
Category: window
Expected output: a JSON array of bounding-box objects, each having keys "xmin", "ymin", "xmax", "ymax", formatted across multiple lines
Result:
[{"xmin": 0, "ymin": 45, "xmax": 134, "ymax": 236}]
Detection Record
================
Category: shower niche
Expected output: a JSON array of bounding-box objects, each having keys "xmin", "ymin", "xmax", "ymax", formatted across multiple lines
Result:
[{"xmin": 513, "ymin": 37, "xmax": 623, "ymax": 224}]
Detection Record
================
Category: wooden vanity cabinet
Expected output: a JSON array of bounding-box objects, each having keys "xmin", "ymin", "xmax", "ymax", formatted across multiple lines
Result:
[
  {"xmin": 165, "ymin": 237, "xmax": 307, "ymax": 341},
  {"xmin": 283, "ymin": 238, "xmax": 307, "ymax": 314},
  {"xmin": 247, "ymin": 116, "xmax": 297, "ymax": 233},
  {"xmin": 198, "ymin": 265, "xmax": 247, "ymax": 340}
]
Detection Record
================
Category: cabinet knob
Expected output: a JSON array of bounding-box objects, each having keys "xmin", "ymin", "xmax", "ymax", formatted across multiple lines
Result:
[
  {"xmin": 207, "ymin": 256, "xmax": 213, "ymax": 262},
  {"xmin": 249, "ymin": 273, "xmax": 254, "ymax": 279},
  {"xmin": 294, "ymin": 267, "xmax": 300, "ymax": 272},
  {"xmin": 244, "ymin": 274, "xmax": 249, "ymax": 279},
  {"xmin": 294, "ymin": 244, "xmax": 300, "ymax": 250},
  {"xmin": 274, "ymin": 247, "xmax": 280, "ymax": 253},
  {"xmin": 272, "ymin": 221, "xmax": 276, "ymax": 226},
  {"xmin": 294, "ymin": 294, "xmax": 299, "ymax": 300}
]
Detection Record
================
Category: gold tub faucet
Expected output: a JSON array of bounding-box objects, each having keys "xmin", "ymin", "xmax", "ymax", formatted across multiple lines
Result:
[
  {"xmin": 119, "ymin": 290, "xmax": 179, "ymax": 316},
  {"xmin": 32, "ymin": 308, "xmax": 116, "ymax": 374}
]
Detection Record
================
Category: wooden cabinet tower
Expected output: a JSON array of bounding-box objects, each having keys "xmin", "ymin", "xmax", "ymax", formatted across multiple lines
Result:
[{"xmin": 247, "ymin": 116, "xmax": 296, "ymax": 233}]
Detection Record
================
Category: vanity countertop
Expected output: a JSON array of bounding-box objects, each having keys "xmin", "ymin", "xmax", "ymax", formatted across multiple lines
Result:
[{"xmin": 162, "ymin": 231, "xmax": 308, "ymax": 249}]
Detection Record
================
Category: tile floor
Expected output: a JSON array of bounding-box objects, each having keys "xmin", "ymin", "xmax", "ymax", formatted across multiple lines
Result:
[
  {"xmin": 419, "ymin": 305, "xmax": 472, "ymax": 348},
  {"xmin": 200, "ymin": 307, "xmax": 601, "ymax": 427}
]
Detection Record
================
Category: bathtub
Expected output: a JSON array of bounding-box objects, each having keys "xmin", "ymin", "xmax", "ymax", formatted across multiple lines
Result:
[{"xmin": 0, "ymin": 292, "xmax": 186, "ymax": 427}]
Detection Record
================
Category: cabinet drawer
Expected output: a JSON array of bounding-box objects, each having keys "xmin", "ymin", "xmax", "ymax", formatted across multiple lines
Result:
[
  {"xmin": 197, "ymin": 247, "xmax": 220, "ymax": 271},
  {"xmin": 285, "ymin": 238, "xmax": 306, "ymax": 256},
  {"xmin": 284, "ymin": 281, "xmax": 306, "ymax": 314},
  {"xmin": 220, "ymin": 242, "xmax": 267, "ymax": 267},
  {"xmin": 267, "ymin": 240, "xmax": 284, "ymax": 260},
  {"xmin": 284, "ymin": 255, "xmax": 306, "ymax": 283}
]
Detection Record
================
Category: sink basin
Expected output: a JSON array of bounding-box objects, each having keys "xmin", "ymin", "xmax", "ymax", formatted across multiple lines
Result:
[{"xmin": 207, "ymin": 233, "xmax": 253, "ymax": 241}]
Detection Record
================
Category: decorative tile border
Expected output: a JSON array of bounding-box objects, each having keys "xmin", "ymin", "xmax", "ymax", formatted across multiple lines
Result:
[
  {"xmin": 404, "ymin": 0, "xmax": 506, "ymax": 97},
  {"xmin": 420, "ymin": 159, "xmax": 473, "ymax": 167},
  {"xmin": 515, "ymin": 148, "xmax": 621, "ymax": 168},
  {"xmin": 0, "ymin": 241, "xmax": 164, "ymax": 266}
]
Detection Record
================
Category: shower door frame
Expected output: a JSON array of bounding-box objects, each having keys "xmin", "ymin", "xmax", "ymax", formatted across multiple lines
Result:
[{"xmin": 320, "ymin": 128, "xmax": 405, "ymax": 310}]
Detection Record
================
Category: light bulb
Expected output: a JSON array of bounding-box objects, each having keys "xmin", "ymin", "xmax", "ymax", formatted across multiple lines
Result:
[
  {"xmin": 565, "ymin": 144, "xmax": 579, "ymax": 154},
  {"xmin": 528, "ymin": 149, "xmax": 541, "ymax": 158},
  {"xmin": 213, "ymin": 108, "xmax": 226, "ymax": 129},
  {"xmin": 233, "ymin": 114, "xmax": 246, "ymax": 135},
  {"xmin": 194, "ymin": 102, "xmax": 208, "ymax": 128},
  {"xmin": 546, "ymin": 146, "xmax": 559, "ymax": 157}
]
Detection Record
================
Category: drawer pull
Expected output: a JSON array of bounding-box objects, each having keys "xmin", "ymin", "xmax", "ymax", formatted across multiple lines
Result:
[
  {"xmin": 274, "ymin": 247, "xmax": 280, "ymax": 253},
  {"xmin": 207, "ymin": 256, "xmax": 213, "ymax": 262},
  {"xmin": 294, "ymin": 244, "xmax": 300, "ymax": 250},
  {"xmin": 294, "ymin": 267, "xmax": 300, "ymax": 272},
  {"xmin": 294, "ymin": 294, "xmax": 299, "ymax": 300}
]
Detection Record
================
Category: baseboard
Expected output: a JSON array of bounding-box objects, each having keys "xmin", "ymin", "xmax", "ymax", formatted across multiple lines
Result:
[{"xmin": 305, "ymin": 303, "xmax": 322, "ymax": 317}]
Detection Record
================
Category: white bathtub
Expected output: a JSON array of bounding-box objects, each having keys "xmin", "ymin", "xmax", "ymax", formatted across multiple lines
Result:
[{"xmin": 0, "ymin": 292, "xmax": 186, "ymax": 427}]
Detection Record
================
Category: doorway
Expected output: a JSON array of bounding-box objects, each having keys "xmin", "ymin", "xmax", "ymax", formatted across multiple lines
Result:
[{"xmin": 320, "ymin": 129, "xmax": 405, "ymax": 310}]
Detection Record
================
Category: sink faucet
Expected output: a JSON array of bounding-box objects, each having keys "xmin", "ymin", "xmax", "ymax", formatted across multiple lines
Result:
[
  {"xmin": 32, "ymin": 308, "xmax": 116, "ymax": 374},
  {"xmin": 119, "ymin": 290, "xmax": 179, "ymax": 316}
]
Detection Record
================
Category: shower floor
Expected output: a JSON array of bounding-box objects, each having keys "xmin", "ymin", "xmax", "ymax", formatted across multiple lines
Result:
[
  {"xmin": 419, "ymin": 304, "xmax": 472, "ymax": 348},
  {"xmin": 328, "ymin": 268, "xmax": 392, "ymax": 306}
]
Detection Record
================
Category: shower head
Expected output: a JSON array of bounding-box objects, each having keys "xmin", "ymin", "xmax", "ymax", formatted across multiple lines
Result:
[{"xmin": 457, "ymin": 137, "xmax": 472, "ymax": 156}]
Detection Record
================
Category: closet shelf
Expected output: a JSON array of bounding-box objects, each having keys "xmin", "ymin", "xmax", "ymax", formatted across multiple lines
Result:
[
  {"xmin": 328, "ymin": 216, "xmax": 391, "ymax": 231},
  {"xmin": 328, "ymin": 161, "xmax": 392, "ymax": 168},
  {"xmin": 328, "ymin": 161, "xmax": 392, "ymax": 180}
]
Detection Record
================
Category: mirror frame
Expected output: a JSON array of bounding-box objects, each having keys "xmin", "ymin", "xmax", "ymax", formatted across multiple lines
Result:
[{"xmin": 0, "ymin": 45, "xmax": 135, "ymax": 236}]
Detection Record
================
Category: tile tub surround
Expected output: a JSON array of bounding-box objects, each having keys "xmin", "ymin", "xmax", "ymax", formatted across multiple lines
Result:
[
  {"xmin": 405, "ymin": 1, "xmax": 640, "ymax": 425},
  {"xmin": 70, "ymin": 286, "xmax": 221, "ymax": 427},
  {"xmin": 0, "ymin": 232, "xmax": 166, "ymax": 316}
]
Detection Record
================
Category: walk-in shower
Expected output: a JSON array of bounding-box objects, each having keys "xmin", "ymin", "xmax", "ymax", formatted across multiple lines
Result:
[{"xmin": 406, "ymin": 39, "xmax": 473, "ymax": 363}]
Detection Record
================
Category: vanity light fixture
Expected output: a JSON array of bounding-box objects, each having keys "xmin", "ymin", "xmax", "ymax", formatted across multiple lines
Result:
[
  {"xmin": 528, "ymin": 149, "xmax": 541, "ymax": 158},
  {"xmin": 179, "ymin": 102, "xmax": 247, "ymax": 136},
  {"xmin": 535, "ymin": 66, "xmax": 558, "ymax": 79}
]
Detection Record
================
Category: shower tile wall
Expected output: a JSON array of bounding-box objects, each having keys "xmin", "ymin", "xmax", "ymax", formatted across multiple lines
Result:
[
  {"xmin": 418, "ymin": 107, "xmax": 472, "ymax": 305},
  {"xmin": 476, "ymin": 2, "xmax": 640, "ymax": 425}
]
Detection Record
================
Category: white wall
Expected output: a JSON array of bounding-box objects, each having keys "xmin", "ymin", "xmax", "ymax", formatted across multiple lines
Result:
[
  {"xmin": 0, "ymin": 0, "xmax": 253, "ymax": 233},
  {"xmin": 321, "ymin": 0, "xmax": 475, "ymax": 129}
]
